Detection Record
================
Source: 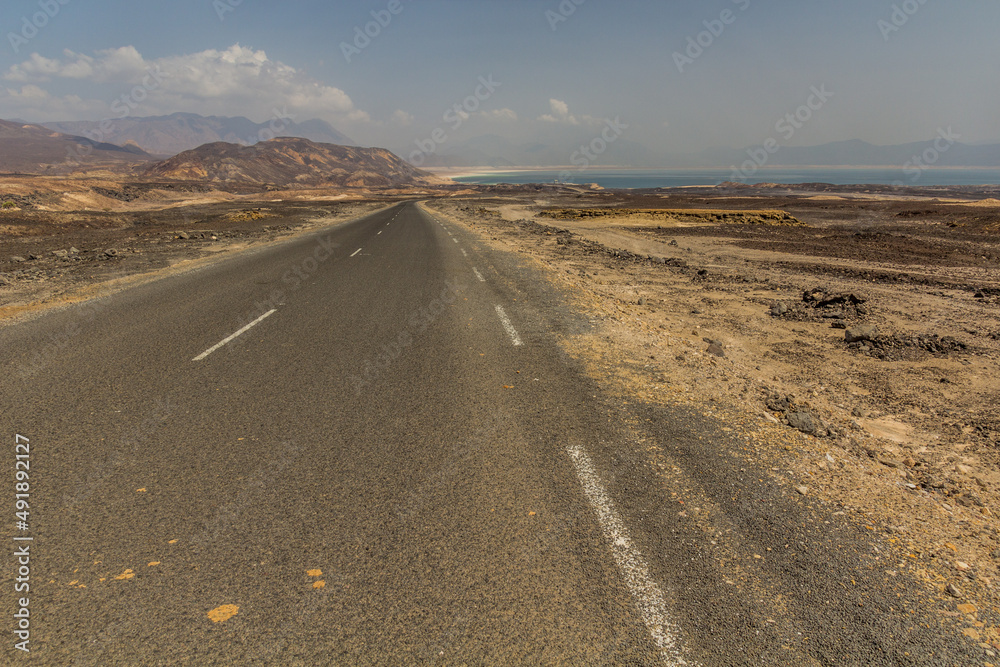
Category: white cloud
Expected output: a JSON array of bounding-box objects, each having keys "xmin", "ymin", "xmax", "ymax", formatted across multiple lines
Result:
[
  {"xmin": 1, "ymin": 44, "xmax": 369, "ymax": 124},
  {"xmin": 537, "ymin": 98, "xmax": 603, "ymax": 126},
  {"xmin": 0, "ymin": 84, "xmax": 107, "ymax": 120},
  {"xmin": 479, "ymin": 108, "xmax": 518, "ymax": 122},
  {"xmin": 538, "ymin": 98, "xmax": 579, "ymax": 125},
  {"xmin": 391, "ymin": 109, "xmax": 414, "ymax": 126}
]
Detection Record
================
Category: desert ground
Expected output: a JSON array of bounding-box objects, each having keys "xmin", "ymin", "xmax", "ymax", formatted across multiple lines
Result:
[
  {"xmin": 422, "ymin": 184, "xmax": 1000, "ymax": 653},
  {"xmin": 3, "ymin": 177, "xmax": 1000, "ymax": 653}
]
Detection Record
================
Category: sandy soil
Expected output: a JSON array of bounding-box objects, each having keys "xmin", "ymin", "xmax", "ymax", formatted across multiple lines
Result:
[{"xmin": 424, "ymin": 189, "xmax": 1000, "ymax": 652}]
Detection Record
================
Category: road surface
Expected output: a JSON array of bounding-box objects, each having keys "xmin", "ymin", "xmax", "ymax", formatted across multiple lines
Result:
[{"xmin": 0, "ymin": 202, "xmax": 976, "ymax": 664}]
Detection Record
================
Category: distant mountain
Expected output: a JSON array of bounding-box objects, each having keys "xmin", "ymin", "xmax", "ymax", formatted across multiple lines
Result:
[
  {"xmin": 403, "ymin": 131, "xmax": 1000, "ymax": 170},
  {"xmin": 0, "ymin": 118, "xmax": 152, "ymax": 173},
  {"xmin": 143, "ymin": 137, "xmax": 434, "ymax": 188},
  {"xmin": 402, "ymin": 132, "xmax": 662, "ymax": 169},
  {"xmin": 694, "ymin": 138, "xmax": 1000, "ymax": 169},
  {"xmin": 42, "ymin": 113, "xmax": 355, "ymax": 157}
]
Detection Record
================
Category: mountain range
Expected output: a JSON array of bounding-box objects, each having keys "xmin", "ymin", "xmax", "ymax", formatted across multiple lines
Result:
[
  {"xmin": 0, "ymin": 119, "xmax": 151, "ymax": 173},
  {"xmin": 42, "ymin": 113, "xmax": 355, "ymax": 157},
  {"xmin": 397, "ymin": 133, "xmax": 1000, "ymax": 170},
  {"xmin": 144, "ymin": 137, "xmax": 435, "ymax": 188}
]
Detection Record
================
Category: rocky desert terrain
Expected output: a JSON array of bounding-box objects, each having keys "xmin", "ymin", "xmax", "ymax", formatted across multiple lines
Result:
[{"xmin": 424, "ymin": 185, "xmax": 1000, "ymax": 654}]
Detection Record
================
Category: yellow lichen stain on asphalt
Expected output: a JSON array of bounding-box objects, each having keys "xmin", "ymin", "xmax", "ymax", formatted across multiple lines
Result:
[
  {"xmin": 208, "ymin": 605, "xmax": 239, "ymax": 623},
  {"xmin": 115, "ymin": 569, "xmax": 135, "ymax": 580},
  {"xmin": 148, "ymin": 561, "xmax": 160, "ymax": 567},
  {"xmin": 68, "ymin": 580, "xmax": 78, "ymax": 586},
  {"xmin": 168, "ymin": 539, "xmax": 178, "ymax": 544},
  {"xmin": 312, "ymin": 581, "xmax": 326, "ymax": 589},
  {"xmin": 307, "ymin": 569, "xmax": 322, "ymax": 577},
  {"xmin": 136, "ymin": 488, "xmax": 147, "ymax": 493}
]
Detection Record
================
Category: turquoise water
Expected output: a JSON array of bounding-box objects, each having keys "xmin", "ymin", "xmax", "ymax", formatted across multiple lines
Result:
[{"xmin": 452, "ymin": 168, "xmax": 1000, "ymax": 189}]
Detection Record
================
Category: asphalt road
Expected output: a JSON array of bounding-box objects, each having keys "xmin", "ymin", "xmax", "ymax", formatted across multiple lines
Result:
[{"xmin": 0, "ymin": 202, "xmax": 979, "ymax": 665}]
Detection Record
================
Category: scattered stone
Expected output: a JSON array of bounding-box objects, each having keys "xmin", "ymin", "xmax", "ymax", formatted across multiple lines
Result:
[
  {"xmin": 637, "ymin": 297, "xmax": 646, "ymax": 306},
  {"xmin": 10, "ymin": 256, "xmax": 25, "ymax": 263},
  {"xmin": 845, "ymin": 325, "xmax": 879, "ymax": 344},
  {"xmin": 176, "ymin": 232, "xmax": 190, "ymax": 240},
  {"xmin": 101, "ymin": 249, "xmax": 119, "ymax": 259},
  {"xmin": 961, "ymin": 627, "xmax": 981, "ymax": 641},
  {"xmin": 787, "ymin": 411, "xmax": 824, "ymax": 437},
  {"xmin": 766, "ymin": 395, "xmax": 793, "ymax": 412},
  {"xmin": 0, "ymin": 274, "xmax": 9, "ymax": 286},
  {"xmin": 851, "ymin": 407, "xmax": 865, "ymax": 418},
  {"xmin": 69, "ymin": 247, "xmax": 79, "ymax": 254},
  {"xmin": 795, "ymin": 485, "xmax": 809, "ymax": 496},
  {"xmin": 669, "ymin": 239, "xmax": 678, "ymax": 246},
  {"xmin": 946, "ymin": 583, "xmax": 963, "ymax": 597},
  {"xmin": 52, "ymin": 249, "xmax": 69, "ymax": 258},
  {"xmin": 878, "ymin": 457, "xmax": 903, "ymax": 469},
  {"xmin": 831, "ymin": 320, "xmax": 847, "ymax": 329},
  {"xmin": 957, "ymin": 603, "xmax": 978, "ymax": 615},
  {"xmin": 769, "ymin": 302, "xmax": 789, "ymax": 317},
  {"xmin": 27, "ymin": 254, "xmax": 39, "ymax": 260},
  {"xmin": 706, "ymin": 343, "xmax": 725, "ymax": 357}
]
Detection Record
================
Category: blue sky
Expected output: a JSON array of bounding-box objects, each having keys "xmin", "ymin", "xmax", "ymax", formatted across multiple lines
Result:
[{"xmin": 1, "ymin": 0, "xmax": 998, "ymax": 159}]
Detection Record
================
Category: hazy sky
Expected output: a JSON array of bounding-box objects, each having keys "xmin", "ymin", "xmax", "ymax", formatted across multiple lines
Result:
[{"xmin": 1, "ymin": 0, "xmax": 998, "ymax": 157}]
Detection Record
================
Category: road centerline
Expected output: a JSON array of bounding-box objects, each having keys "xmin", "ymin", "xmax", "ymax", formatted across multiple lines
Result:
[
  {"xmin": 350, "ymin": 248, "xmax": 363, "ymax": 257},
  {"xmin": 192, "ymin": 309, "xmax": 277, "ymax": 361}
]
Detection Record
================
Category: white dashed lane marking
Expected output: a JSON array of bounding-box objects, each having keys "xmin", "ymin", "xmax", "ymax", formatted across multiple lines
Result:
[
  {"xmin": 566, "ymin": 445, "xmax": 694, "ymax": 665},
  {"xmin": 494, "ymin": 305, "xmax": 523, "ymax": 347},
  {"xmin": 193, "ymin": 309, "xmax": 277, "ymax": 362}
]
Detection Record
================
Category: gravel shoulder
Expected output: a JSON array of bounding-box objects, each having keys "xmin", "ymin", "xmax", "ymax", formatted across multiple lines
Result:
[{"xmin": 425, "ymin": 188, "xmax": 1000, "ymax": 660}]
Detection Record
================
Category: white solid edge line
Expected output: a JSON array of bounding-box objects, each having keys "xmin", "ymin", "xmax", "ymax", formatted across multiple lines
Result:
[
  {"xmin": 350, "ymin": 248, "xmax": 362, "ymax": 257},
  {"xmin": 377, "ymin": 231, "xmax": 382, "ymax": 235},
  {"xmin": 473, "ymin": 267, "xmax": 485, "ymax": 282},
  {"xmin": 193, "ymin": 309, "xmax": 277, "ymax": 361},
  {"xmin": 452, "ymin": 238, "xmax": 459, "ymax": 244},
  {"xmin": 566, "ymin": 445, "xmax": 693, "ymax": 666},
  {"xmin": 494, "ymin": 305, "xmax": 523, "ymax": 346}
]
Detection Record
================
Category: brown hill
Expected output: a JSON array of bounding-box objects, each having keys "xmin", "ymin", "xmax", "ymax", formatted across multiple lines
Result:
[
  {"xmin": 0, "ymin": 119, "xmax": 152, "ymax": 173},
  {"xmin": 143, "ymin": 137, "xmax": 434, "ymax": 187}
]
